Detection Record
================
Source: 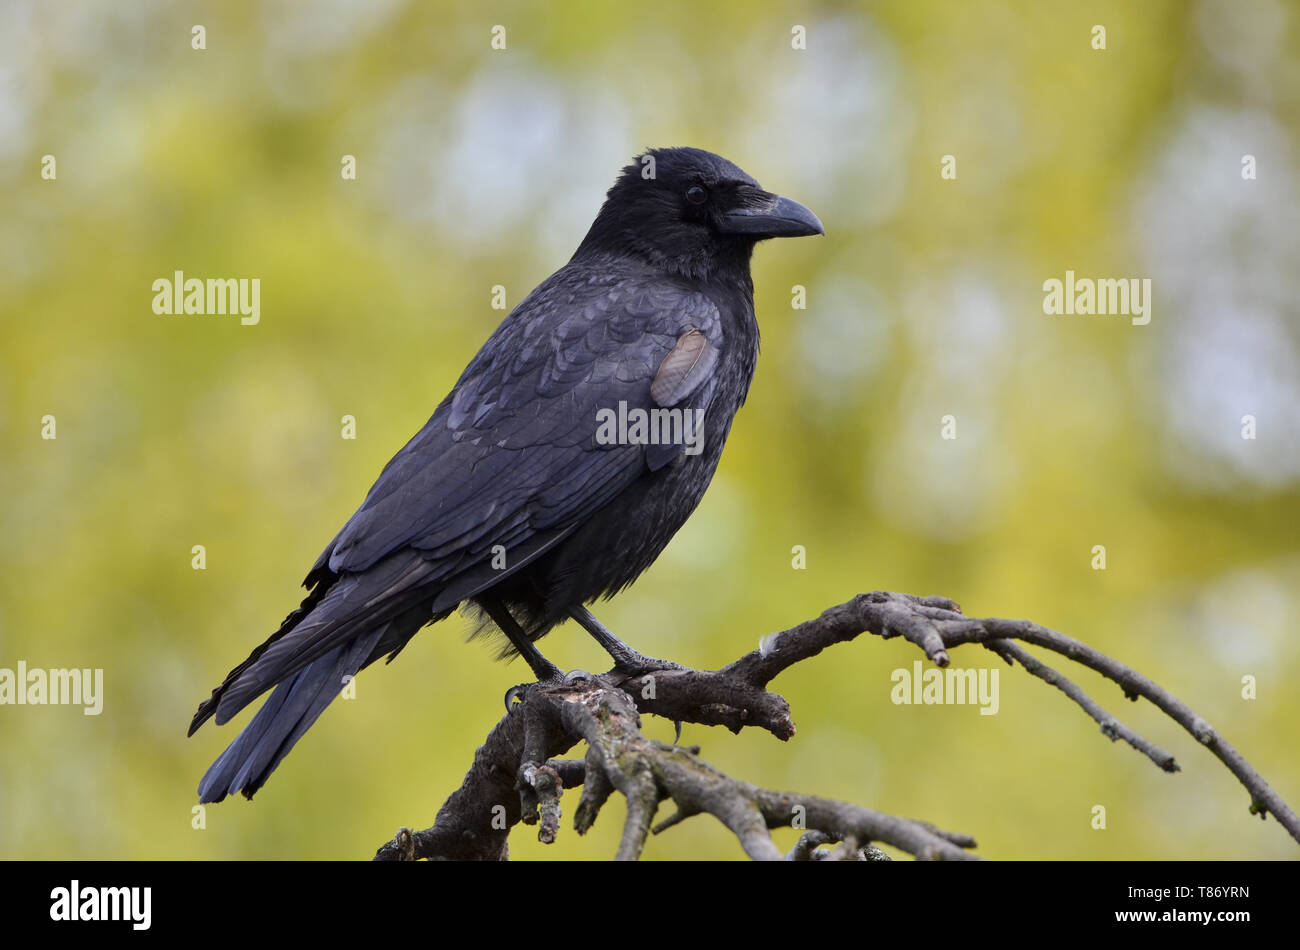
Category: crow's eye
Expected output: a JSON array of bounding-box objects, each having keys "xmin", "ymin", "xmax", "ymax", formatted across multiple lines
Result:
[{"xmin": 685, "ymin": 185, "xmax": 708, "ymax": 205}]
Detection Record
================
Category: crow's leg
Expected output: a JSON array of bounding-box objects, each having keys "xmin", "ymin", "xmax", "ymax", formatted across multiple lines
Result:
[
  {"xmin": 481, "ymin": 598, "xmax": 563, "ymax": 682},
  {"xmin": 568, "ymin": 605, "xmax": 682, "ymax": 675}
]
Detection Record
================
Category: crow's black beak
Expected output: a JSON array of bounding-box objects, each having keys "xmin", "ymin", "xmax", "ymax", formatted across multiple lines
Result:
[{"xmin": 717, "ymin": 191, "xmax": 825, "ymax": 239}]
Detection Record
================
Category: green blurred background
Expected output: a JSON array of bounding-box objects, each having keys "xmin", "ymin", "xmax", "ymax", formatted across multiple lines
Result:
[{"xmin": 2, "ymin": 0, "xmax": 1298, "ymax": 860}]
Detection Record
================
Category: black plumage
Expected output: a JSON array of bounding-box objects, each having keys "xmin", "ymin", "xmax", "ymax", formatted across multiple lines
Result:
[{"xmin": 190, "ymin": 147, "xmax": 823, "ymax": 802}]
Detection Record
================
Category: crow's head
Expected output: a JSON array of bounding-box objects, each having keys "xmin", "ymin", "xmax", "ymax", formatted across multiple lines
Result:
[{"xmin": 574, "ymin": 147, "xmax": 823, "ymax": 277}]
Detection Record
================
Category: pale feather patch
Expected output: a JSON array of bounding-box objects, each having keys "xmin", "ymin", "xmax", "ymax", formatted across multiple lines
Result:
[{"xmin": 651, "ymin": 328, "xmax": 715, "ymax": 406}]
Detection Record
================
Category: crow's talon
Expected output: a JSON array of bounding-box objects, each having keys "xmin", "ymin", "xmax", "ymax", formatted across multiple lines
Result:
[
  {"xmin": 504, "ymin": 669, "xmax": 598, "ymax": 712},
  {"xmin": 504, "ymin": 683, "xmax": 531, "ymax": 712}
]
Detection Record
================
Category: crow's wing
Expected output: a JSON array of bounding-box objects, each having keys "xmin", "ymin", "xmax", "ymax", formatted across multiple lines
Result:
[{"xmin": 322, "ymin": 269, "xmax": 724, "ymax": 576}]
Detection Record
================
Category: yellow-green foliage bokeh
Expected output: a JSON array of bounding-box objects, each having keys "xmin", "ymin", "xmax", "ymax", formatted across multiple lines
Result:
[{"xmin": 1, "ymin": 0, "xmax": 1298, "ymax": 859}]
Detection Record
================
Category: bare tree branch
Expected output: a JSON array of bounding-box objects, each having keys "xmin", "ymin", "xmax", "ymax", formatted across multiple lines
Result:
[
  {"xmin": 983, "ymin": 639, "xmax": 1178, "ymax": 772},
  {"xmin": 374, "ymin": 591, "xmax": 1300, "ymax": 860}
]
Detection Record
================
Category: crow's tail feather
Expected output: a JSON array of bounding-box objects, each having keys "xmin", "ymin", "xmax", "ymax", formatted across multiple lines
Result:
[{"xmin": 196, "ymin": 627, "xmax": 383, "ymax": 803}]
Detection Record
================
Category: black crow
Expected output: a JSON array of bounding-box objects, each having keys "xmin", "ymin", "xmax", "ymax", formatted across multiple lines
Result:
[{"xmin": 190, "ymin": 146, "xmax": 823, "ymax": 802}]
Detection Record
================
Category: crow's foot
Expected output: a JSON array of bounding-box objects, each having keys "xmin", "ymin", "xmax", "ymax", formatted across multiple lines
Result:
[{"xmin": 504, "ymin": 669, "xmax": 596, "ymax": 713}]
